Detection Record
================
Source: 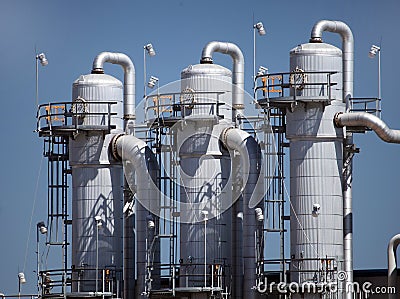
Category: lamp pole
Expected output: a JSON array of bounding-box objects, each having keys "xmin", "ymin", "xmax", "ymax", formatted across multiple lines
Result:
[
  {"xmin": 94, "ymin": 216, "xmax": 102, "ymax": 294},
  {"xmin": 35, "ymin": 53, "xmax": 48, "ymax": 107},
  {"xmin": 252, "ymin": 21, "xmax": 266, "ymax": 98}
]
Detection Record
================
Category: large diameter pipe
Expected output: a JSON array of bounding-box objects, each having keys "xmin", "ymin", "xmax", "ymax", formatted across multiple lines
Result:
[
  {"xmin": 221, "ymin": 127, "xmax": 264, "ymax": 299},
  {"xmin": 388, "ymin": 234, "xmax": 400, "ymax": 299},
  {"xmin": 335, "ymin": 112, "xmax": 400, "ymax": 144},
  {"xmin": 310, "ymin": 20, "xmax": 354, "ymax": 104},
  {"xmin": 200, "ymin": 41, "xmax": 245, "ymax": 111},
  {"xmin": 111, "ymin": 134, "xmax": 160, "ymax": 297},
  {"xmin": 310, "ymin": 20, "xmax": 354, "ymax": 298},
  {"xmin": 92, "ymin": 52, "xmax": 136, "ymax": 121}
]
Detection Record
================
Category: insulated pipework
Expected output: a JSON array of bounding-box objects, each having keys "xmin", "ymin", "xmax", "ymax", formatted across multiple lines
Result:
[
  {"xmin": 111, "ymin": 134, "xmax": 161, "ymax": 298},
  {"xmin": 221, "ymin": 127, "xmax": 264, "ymax": 299},
  {"xmin": 335, "ymin": 112, "xmax": 400, "ymax": 143},
  {"xmin": 92, "ymin": 52, "xmax": 136, "ymax": 121},
  {"xmin": 388, "ymin": 234, "xmax": 400, "ymax": 299},
  {"xmin": 310, "ymin": 21, "xmax": 354, "ymax": 297},
  {"xmin": 200, "ymin": 41, "xmax": 245, "ymax": 113}
]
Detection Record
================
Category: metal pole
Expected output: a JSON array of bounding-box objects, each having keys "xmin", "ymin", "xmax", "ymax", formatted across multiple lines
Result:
[
  {"xmin": 37, "ymin": 228, "xmax": 40, "ymax": 298},
  {"xmin": 36, "ymin": 55, "xmax": 39, "ymax": 107},
  {"xmin": 378, "ymin": 49, "xmax": 381, "ymax": 100},
  {"xmin": 144, "ymin": 47, "xmax": 147, "ymax": 99},
  {"xmin": 204, "ymin": 217, "xmax": 207, "ymax": 287},
  {"xmin": 253, "ymin": 21, "xmax": 256, "ymax": 99},
  {"xmin": 96, "ymin": 223, "xmax": 99, "ymax": 294}
]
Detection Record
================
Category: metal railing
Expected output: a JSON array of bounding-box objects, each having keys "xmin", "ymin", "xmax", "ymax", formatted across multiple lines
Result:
[
  {"xmin": 254, "ymin": 71, "xmax": 338, "ymax": 105},
  {"xmin": 36, "ymin": 101, "xmax": 118, "ymax": 135},
  {"xmin": 145, "ymin": 91, "xmax": 227, "ymax": 123},
  {"xmin": 145, "ymin": 262, "xmax": 230, "ymax": 296},
  {"xmin": 37, "ymin": 267, "xmax": 122, "ymax": 298},
  {"xmin": 349, "ymin": 97, "xmax": 381, "ymax": 118}
]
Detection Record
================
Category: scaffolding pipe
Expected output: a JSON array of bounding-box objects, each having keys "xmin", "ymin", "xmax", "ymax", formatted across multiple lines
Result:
[
  {"xmin": 200, "ymin": 41, "xmax": 245, "ymax": 112},
  {"xmin": 310, "ymin": 20, "xmax": 354, "ymax": 297},
  {"xmin": 221, "ymin": 127, "xmax": 263, "ymax": 299},
  {"xmin": 111, "ymin": 134, "xmax": 160, "ymax": 298},
  {"xmin": 335, "ymin": 112, "xmax": 400, "ymax": 143},
  {"xmin": 92, "ymin": 52, "xmax": 136, "ymax": 121},
  {"xmin": 388, "ymin": 234, "xmax": 400, "ymax": 299}
]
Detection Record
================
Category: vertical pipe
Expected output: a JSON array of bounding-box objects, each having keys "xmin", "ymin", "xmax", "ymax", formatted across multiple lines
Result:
[
  {"xmin": 388, "ymin": 234, "xmax": 400, "ymax": 299},
  {"xmin": 310, "ymin": 20, "xmax": 354, "ymax": 298}
]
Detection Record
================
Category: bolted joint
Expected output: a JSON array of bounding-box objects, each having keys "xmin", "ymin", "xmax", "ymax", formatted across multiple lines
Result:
[
  {"xmin": 110, "ymin": 134, "xmax": 125, "ymax": 161},
  {"xmin": 334, "ymin": 112, "xmax": 344, "ymax": 127},
  {"xmin": 200, "ymin": 57, "xmax": 213, "ymax": 64},
  {"xmin": 91, "ymin": 68, "xmax": 104, "ymax": 74},
  {"xmin": 309, "ymin": 37, "xmax": 323, "ymax": 43}
]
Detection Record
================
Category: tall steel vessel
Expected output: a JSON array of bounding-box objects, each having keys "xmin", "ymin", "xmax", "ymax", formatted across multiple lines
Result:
[
  {"xmin": 178, "ymin": 63, "xmax": 234, "ymax": 291},
  {"xmin": 287, "ymin": 43, "xmax": 345, "ymax": 296},
  {"xmin": 70, "ymin": 73, "xmax": 124, "ymax": 292}
]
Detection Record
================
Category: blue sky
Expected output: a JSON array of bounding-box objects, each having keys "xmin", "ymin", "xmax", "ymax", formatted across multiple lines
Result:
[{"xmin": 0, "ymin": 0, "xmax": 399, "ymax": 295}]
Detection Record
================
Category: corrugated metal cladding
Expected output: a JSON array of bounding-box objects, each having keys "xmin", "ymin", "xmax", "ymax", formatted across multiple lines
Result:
[
  {"xmin": 178, "ymin": 121, "xmax": 233, "ymax": 288},
  {"xmin": 181, "ymin": 64, "xmax": 232, "ymax": 121},
  {"xmin": 72, "ymin": 73, "xmax": 123, "ymax": 131},
  {"xmin": 178, "ymin": 63, "xmax": 234, "ymax": 288},
  {"xmin": 70, "ymin": 74, "xmax": 123, "ymax": 291},
  {"xmin": 287, "ymin": 43, "xmax": 346, "ymax": 286}
]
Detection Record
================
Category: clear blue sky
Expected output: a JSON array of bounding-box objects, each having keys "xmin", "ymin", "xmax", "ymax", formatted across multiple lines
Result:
[{"xmin": 0, "ymin": 0, "xmax": 399, "ymax": 295}]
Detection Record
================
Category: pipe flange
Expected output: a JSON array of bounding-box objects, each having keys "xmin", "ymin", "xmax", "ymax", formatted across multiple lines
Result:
[
  {"xmin": 334, "ymin": 112, "xmax": 344, "ymax": 127},
  {"xmin": 220, "ymin": 127, "xmax": 234, "ymax": 147},
  {"xmin": 91, "ymin": 68, "xmax": 105, "ymax": 74},
  {"xmin": 110, "ymin": 134, "xmax": 125, "ymax": 161},
  {"xmin": 200, "ymin": 57, "xmax": 213, "ymax": 64},
  {"xmin": 233, "ymin": 104, "xmax": 245, "ymax": 110},
  {"xmin": 309, "ymin": 37, "xmax": 323, "ymax": 43}
]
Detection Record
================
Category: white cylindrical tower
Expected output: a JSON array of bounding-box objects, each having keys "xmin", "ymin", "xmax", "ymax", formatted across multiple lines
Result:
[
  {"xmin": 286, "ymin": 43, "xmax": 345, "ymax": 292},
  {"xmin": 70, "ymin": 73, "xmax": 124, "ymax": 292},
  {"xmin": 178, "ymin": 63, "xmax": 234, "ymax": 291}
]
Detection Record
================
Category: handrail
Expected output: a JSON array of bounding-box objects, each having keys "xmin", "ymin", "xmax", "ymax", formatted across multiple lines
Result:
[
  {"xmin": 36, "ymin": 100, "xmax": 118, "ymax": 133},
  {"xmin": 254, "ymin": 71, "xmax": 338, "ymax": 104}
]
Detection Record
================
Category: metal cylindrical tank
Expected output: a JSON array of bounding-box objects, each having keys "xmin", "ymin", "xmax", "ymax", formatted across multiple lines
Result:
[
  {"xmin": 72, "ymin": 74, "xmax": 123, "ymax": 131},
  {"xmin": 181, "ymin": 64, "xmax": 232, "ymax": 120},
  {"xmin": 70, "ymin": 73, "xmax": 123, "ymax": 292},
  {"xmin": 286, "ymin": 43, "xmax": 345, "ymax": 290},
  {"xmin": 178, "ymin": 64, "xmax": 233, "ymax": 291}
]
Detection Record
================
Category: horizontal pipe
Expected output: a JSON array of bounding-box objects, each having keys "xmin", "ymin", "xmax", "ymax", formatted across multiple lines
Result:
[
  {"xmin": 388, "ymin": 234, "xmax": 400, "ymax": 299},
  {"xmin": 92, "ymin": 52, "xmax": 135, "ymax": 121},
  {"xmin": 221, "ymin": 127, "xmax": 263, "ymax": 299},
  {"xmin": 200, "ymin": 41, "xmax": 245, "ymax": 111},
  {"xmin": 335, "ymin": 112, "xmax": 400, "ymax": 143}
]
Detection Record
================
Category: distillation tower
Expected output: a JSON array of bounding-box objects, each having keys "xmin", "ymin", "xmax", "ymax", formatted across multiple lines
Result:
[{"xmin": 35, "ymin": 19, "xmax": 400, "ymax": 299}]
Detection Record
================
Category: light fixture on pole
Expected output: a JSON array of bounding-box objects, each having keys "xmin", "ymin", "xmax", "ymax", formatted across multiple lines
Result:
[
  {"xmin": 36, "ymin": 221, "xmax": 47, "ymax": 297},
  {"xmin": 18, "ymin": 272, "xmax": 26, "ymax": 299},
  {"xmin": 94, "ymin": 215, "xmax": 102, "ymax": 294},
  {"xmin": 35, "ymin": 52, "xmax": 48, "ymax": 107},
  {"xmin": 147, "ymin": 76, "xmax": 159, "ymax": 89},
  {"xmin": 257, "ymin": 66, "xmax": 268, "ymax": 76},
  {"xmin": 369, "ymin": 44, "xmax": 381, "ymax": 113},
  {"xmin": 253, "ymin": 21, "xmax": 266, "ymax": 97},
  {"xmin": 143, "ymin": 43, "xmax": 156, "ymax": 99}
]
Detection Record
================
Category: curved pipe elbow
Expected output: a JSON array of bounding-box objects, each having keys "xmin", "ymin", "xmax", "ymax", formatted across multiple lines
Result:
[
  {"xmin": 200, "ymin": 41, "xmax": 245, "ymax": 110},
  {"xmin": 335, "ymin": 112, "xmax": 400, "ymax": 144},
  {"xmin": 310, "ymin": 20, "xmax": 354, "ymax": 44},
  {"xmin": 92, "ymin": 52, "xmax": 136, "ymax": 121},
  {"xmin": 388, "ymin": 234, "xmax": 400, "ymax": 297}
]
